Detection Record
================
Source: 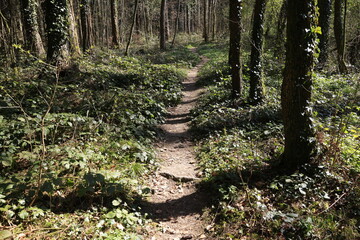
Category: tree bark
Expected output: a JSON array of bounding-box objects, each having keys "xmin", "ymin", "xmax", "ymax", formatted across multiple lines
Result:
[
  {"xmin": 281, "ymin": 0, "xmax": 317, "ymax": 171},
  {"xmin": 317, "ymin": 0, "xmax": 332, "ymax": 67},
  {"xmin": 20, "ymin": 0, "xmax": 46, "ymax": 58},
  {"xmin": 203, "ymin": 0, "xmax": 209, "ymax": 42},
  {"xmin": 229, "ymin": 0, "xmax": 242, "ymax": 98},
  {"xmin": 44, "ymin": 0, "xmax": 69, "ymax": 63},
  {"xmin": 80, "ymin": 0, "xmax": 93, "ymax": 51},
  {"xmin": 249, "ymin": 0, "xmax": 267, "ymax": 104},
  {"xmin": 334, "ymin": 0, "xmax": 348, "ymax": 73},
  {"xmin": 160, "ymin": 0, "xmax": 167, "ymax": 50},
  {"xmin": 171, "ymin": 0, "xmax": 181, "ymax": 47},
  {"xmin": 274, "ymin": 0, "xmax": 287, "ymax": 58},
  {"xmin": 125, "ymin": 0, "xmax": 139, "ymax": 56},
  {"xmin": 110, "ymin": 0, "xmax": 120, "ymax": 47},
  {"xmin": 67, "ymin": 0, "xmax": 81, "ymax": 56}
]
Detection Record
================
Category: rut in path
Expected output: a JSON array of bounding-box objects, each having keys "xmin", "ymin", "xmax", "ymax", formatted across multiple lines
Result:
[{"xmin": 142, "ymin": 55, "xmax": 209, "ymax": 240}]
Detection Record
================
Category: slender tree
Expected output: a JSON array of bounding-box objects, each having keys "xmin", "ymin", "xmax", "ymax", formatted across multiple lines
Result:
[
  {"xmin": 229, "ymin": 0, "xmax": 242, "ymax": 97},
  {"xmin": 334, "ymin": 0, "xmax": 348, "ymax": 73},
  {"xmin": 317, "ymin": 0, "xmax": 332, "ymax": 67},
  {"xmin": 274, "ymin": 0, "xmax": 287, "ymax": 58},
  {"xmin": 110, "ymin": 0, "xmax": 120, "ymax": 47},
  {"xmin": 171, "ymin": 0, "xmax": 181, "ymax": 47},
  {"xmin": 80, "ymin": 0, "xmax": 93, "ymax": 51},
  {"xmin": 125, "ymin": 0, "xmax": 139, "ymax": 56},
  {"xmin": 67, "ymin": 0, "xmax": 81, "ymax": 56},
  {"xmin": 160, "ymin": 0, "xmax": 167, "ymax": 50},
  {"xmin": 249, "ymin": 0, "xmax": 267, "ymax": 104},
  {"xmin": 203, "ymin": 0, "xmax": 209, "ymax": 42},
  {"xmin": 281, "ymin": 0, "xmax": 317, "ymax": 171}
]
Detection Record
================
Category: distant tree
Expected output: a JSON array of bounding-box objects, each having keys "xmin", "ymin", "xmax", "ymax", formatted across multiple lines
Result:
[
  {"xmin": 110, "ymin": 0, "xmax": 120, "ymax": 47},
  {"xmin": 280, "ymin": 0, "xmax": 317, "ymax": 171},
  {"xmin": 171, "ymin": 0, "xmax": 181, "ymax": 47},
  {"xmin": 20, "ymin": 0, "xmax": 46, "ymax": 58},
  {"xmin": 334, "ymin": 0, "xmax": 348, "ymax": 73},
  {"xmin": 125, "ymin": 0, "xmax": 139, "ymax": 56},
  {"xmin": 203, "ymin": 0, "xmax": 209, "ymax": 42},
  {"xmin": 229, "ymin": 0, "xmax": 242, "ymax": 97},
  {"xmin": 349, "ymin": 30, "xmax": 360, "ymax": 66},
  {"xmin": 160, "ymin": 0, "xmax": 167, "ymax": 50},
  {"xmin": 317, "ymin": 0, "xmax": 332, "ymax": 67},
  {"xmin": 67, "ymin": 0, "xmax": 81, "ymax": 56},
  {"xmin": 44, "ymin": 0, "xmax": 69, "ymax": 62},
  {"xmin": 274, "ymin": 0, "xmax": 287, "ymax": 58},
  {"xmin": 80, "ymin": 0, "xmax": 93, "ymax": 51},
  {"xmin": 249, "ymin": 0, "xmax": 267, "ymax": 104}
]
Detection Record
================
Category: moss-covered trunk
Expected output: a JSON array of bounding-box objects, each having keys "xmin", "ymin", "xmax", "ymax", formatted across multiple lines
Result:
[{"xmin": 249, "ymin": 0, "xmax": 267, "ymax": 104}]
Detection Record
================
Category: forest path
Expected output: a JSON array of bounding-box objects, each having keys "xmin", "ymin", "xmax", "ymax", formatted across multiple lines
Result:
[{"xmin": 142, "ymin": 53, "xmax": 209, "ymax": 240}]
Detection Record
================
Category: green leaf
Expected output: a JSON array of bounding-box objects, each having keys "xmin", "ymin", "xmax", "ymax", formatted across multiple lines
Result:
[
  {"xmin": 112, "ymin": 199, "xmax": 121, "ymax": 207},
  {"xmin": 105, "ymin": 211, "xmax": 116, "ymax": 219},
  {"xmin": 18, "ymin": 210, "xmax": 29, "ymax": 219},
  {"xmin": 0, "ymin": 230, "xmax": 12, "ymax": 240},
  {"xmin": 1, "ymin": 156, "xmax": 12, "ymax": 167},
  {"xmin": 17, "ymin": 117, "xmax": 26, "ymax": 122}
]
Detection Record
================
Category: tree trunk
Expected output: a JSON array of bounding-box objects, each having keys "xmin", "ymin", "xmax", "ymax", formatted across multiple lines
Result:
[
  {"xmin": 281, "ymin": 0, "xmax": 317, "ymax": 171},
  {"xmin": 203, "ymin": 0, "xmax": 208, "ymax": 42},
  {"xmin": 171, "ymin": 0, "xmax": 181, "ymax": 47},
  {"xmin": 211, "ymin": 0, "xmax": 217, "ymax": 41},
  {"xmin": 249, "ymin": 0, "xmax": 267, "ymax": 104},
  {"xmin": 125, "ymin": 0, "xmax": 139, "ymax": 56},
  {"xmin": 349, "ymin": 30, "xmax": 360, "ymax": 66},
  {"xmin": 317, "ymin": 0, "xmax": 332, "ymax": 67},
  {"xmin": 44, "ymin": 0, "xmax": 69, "ymax": 63},
  {"xmin": 80, "ymin": 0, "xmax": 93, "ymax": 51},
  {"xmin": 334, "ymin": 0, "xmax": 348, "ymax": 73},
  {"xmin": 0, "ymin": 0, "xmax": 16, "ymax": 65},
  {"xmin": 229, "ymin": 0, "xmax": 242, "ymax": 98},
  {"xmin": 160, "ymin": 0, "xmax": 166, "ymax": 50},
  {"xmin": 110, "ymin": 0, "xmax": 120, "ymax": 47},
  {"xmin": 20, "ymin": 0, "xmax": 46, "ymax": 58},
  {"xmin": 67, "ymin": 0, "xmax": 81, "ymax": 56},
  {"xmin": 274, "ymin": 0, "xmax": 287, "ymax": 58}
]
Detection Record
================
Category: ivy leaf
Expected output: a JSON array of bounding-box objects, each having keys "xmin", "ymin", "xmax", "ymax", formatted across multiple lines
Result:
[
  {"xmin": 112, "ymin": 199, "xmax": 121, "ymax": 207},
  {"xmin": 105, "ymin": 211, "xmax": 116, "ymax": 219},
  {"xmin": 0, "ymin": 230, "xmax": 12, "ymax": 240},
  {"xmin": 18, "ymin": 210, "xmax": 29, "ymax": 219}
]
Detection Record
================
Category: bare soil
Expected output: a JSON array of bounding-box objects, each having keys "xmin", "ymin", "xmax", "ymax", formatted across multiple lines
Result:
[{"xmin": 142, "ymin": 55, "xmax": 209, "ymax": 240}]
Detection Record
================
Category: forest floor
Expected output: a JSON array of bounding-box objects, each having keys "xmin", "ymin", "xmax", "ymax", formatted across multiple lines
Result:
[{"xmin": 142, "ymin": 52, "xmax": 210, "ymax": 239}]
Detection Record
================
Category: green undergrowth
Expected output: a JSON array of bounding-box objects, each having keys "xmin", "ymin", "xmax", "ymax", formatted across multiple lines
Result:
[
  {"xmin": 0, "ymin": 47, "xmax": 191, "ymax": 239},
  {"xmin": 142, "ymin": 45, "xmax": 201, "ymax": 68},
  {"xmin": 193, "ymin": 43, "xmax": 360, "ymax": 239}
]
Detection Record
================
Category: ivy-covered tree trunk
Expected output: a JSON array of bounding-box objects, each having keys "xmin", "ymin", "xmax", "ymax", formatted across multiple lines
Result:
[
  {"xmin": 80, "ymin": 0, "xmax": 93, "ymax": 51},
  {"xmin": 44, "ymin": 0, "xmax": 69, "ymax": 63},
  {"xmin": 249, "ymin": 0, "xmax": 267, "ymax": 104},
  {"xmin": 281, "ymin": 0, "xmax": 317, "ymax": 171},
  {"xmin": 160, "ymin": 0, "xmax": 166, "ymax": 50},
  {"xmin": 229, "ymin": 0, "xmax": 242, "ymax": 98},
  {"xmin": 334, "ymin": 0, "xmax": 348, "ymax": 73},
  {"xmin": 110, "ymin": 0, "xmax": 120, "ymax": 47},
  {"xmin": 20, "ymin": 0, "xmax": 46, "ymax": 58},
  {"xmin": 317, "ymin": 0, "xmax": 332, "ymax": 67}
]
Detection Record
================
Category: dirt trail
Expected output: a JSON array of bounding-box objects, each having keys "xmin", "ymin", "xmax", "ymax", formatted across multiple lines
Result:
[{"xmin": 143, "ymin": 54, "xmax": 209, "ymax": 240}]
